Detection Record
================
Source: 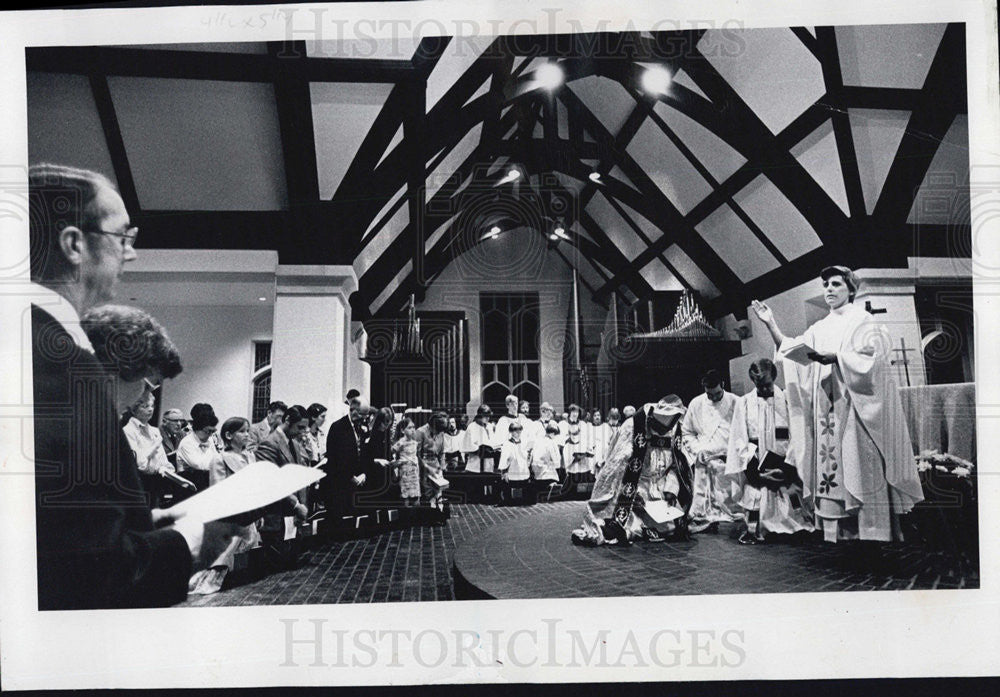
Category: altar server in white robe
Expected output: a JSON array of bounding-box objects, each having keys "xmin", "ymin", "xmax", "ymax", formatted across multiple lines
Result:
[
  {"xmin": 563, "ymin": 405, "xmax": 593, "ymax": 478},
  {"xmin": 461, "ymin": 404, "xmax": 495, "ymax": 473},
  {"xmin": 682, "ymin": 369, "xmax": 740, "ymax": 532},
  {"xmin": 752, "ymin": 266, "xmax": 922, "ymax": 543},
  {"xmin": 589, "ymin": 410, "xmax": 612, "ymax": 471},
  {"xmin": 498, "ymin": 421, "xmax": 532, "ymax": 504},
  {"xmin": 726, "ymin": 358, "xmax": 814, "ymax": 544},
  {"xmin": 536, "ymin": 402, "xmax": 559, "ymax": 446},
  {"xmin": 531, "ymin": 422, "xmax": 563, "ymax": 487}
]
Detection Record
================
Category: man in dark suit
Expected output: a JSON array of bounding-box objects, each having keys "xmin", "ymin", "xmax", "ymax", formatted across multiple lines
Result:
[
  {"xmin": 322, "ymin": 397, "xmax": 370, "ymax": 523},
  {"xmin": 29, "ymin": 163, "xmax": 206, "ymax": 609},
  {"xmin": 255, "ymin": 404, "xmax": 309, "ymax": 467}
]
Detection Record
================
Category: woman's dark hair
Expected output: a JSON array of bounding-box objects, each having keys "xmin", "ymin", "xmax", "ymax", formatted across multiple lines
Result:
[
  {"xmin": 372, "ymin": 406, "xmax": 395, "ymax": 433},
  {"xmin": 393, "ymin": 416, "xmax": 414, "ymax": 443},
  {"xmin": 306, "ymin": 402, "xmax": 327, "ymax": 425},
  {"xmin": 220, "ymin": 416, "xmax": 250, "ymax": 450},
  {"xmin": 190, "ymin": 403, "xmax": 218, "ymax": 431},
  {"xmin": 283, "ymin": 404, "xmax": 308, "ymax": 426},
  {"xmin": 82, "ymin": 304, "xmax": 182, "ymax": 383}
]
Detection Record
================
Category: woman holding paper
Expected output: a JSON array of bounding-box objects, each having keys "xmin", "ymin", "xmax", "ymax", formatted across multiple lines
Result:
[{"xmin": 750, "ymin": 266, "xmax": 922, "ymax": 543}]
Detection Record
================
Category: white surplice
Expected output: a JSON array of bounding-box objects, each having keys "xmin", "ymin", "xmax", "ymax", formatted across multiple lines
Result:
[
  {"xmin": 461, "ymin": 421, "xmax": 495, "ymax": 472},
  {"xmin": 498, "ymin": 438, "xmax": 531, "ymax": 481},
  {"xmin": 681, "ymin": 392, "xmax": 740, "ymax": 527},
  {"xmin": 725, "ymin": 386, "xmax": 813, "ymax": 535},
  {"xmin": 779, "ymin": 302, "xmax": 923, "ymax": 542}
]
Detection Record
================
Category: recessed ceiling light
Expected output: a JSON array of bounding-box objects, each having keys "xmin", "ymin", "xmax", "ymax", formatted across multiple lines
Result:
[
  {"xmin": 490, "ymin": 226, "xmax": 501, "ymax": 235},
  {"xmin": 549, "ymin": 233, "xmax": 559, "ymax": 241},
  {"xmin": 507, "ymin": 168, "xmax": 520, "ymax": 181},
  {"xmin": 554, "ymin": 225, "xmax": 566, "ymax": 238},
  {"xmin": 589, "ymin": 172, "xmax": 602, "ymax": 182},
  {"xmin": 641, "ymin": 65, "xmax": 672, "ymax": 95},
  {"xmin": 258, "ymin": 296, "xmax": 267, "ymax": 302},
  {"xmin": 535, "ymin": 62, "xmax": 564, "ymax": 90}
]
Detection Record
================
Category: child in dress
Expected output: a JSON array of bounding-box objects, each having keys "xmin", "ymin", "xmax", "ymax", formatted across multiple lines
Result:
[{"xmin": 391, "ymin": 417, "xmax": 421, "ymax": 506}]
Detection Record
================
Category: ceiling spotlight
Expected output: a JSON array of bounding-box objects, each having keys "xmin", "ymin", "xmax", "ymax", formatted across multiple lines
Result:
[
  {"xmin": 507, "ymin": 168, "xmax": 520, "ymax": 181},
  {"xmin": 487, "ymin": 225, "xmax": 502, "ymax": 239},
  {"xmin": 534, "ymin": 62, "xmax": 564, "ymax": 90},
  {"xmin": 549, "ymin": 233, "xmax": 559, "ymax": 241},
  {"xmin": 589, "ymin": 172, "xmax": 602, "ymax": 182},
  {"xmin": 554, "ymin": 225, "xmax": 567, "ymax": 238},
  {"xmin": 641, "ymin": 65, "xmax": 672, "ymax": 95},
  {"xmin": 258, "ymin": 296, "xmax": 267, "ymax": 302}
]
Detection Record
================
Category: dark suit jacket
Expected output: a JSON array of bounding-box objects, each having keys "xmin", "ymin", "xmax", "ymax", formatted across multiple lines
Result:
[
  {"xmin": 32, "ymin": 305, "xmax": 191, "ymax": 610},
  {"xmin": 254, "ymin": 428, "xmax": 299, "ymax": 466},
  {"xmin": 323, "ymin": 415, "xmax": 362, "ymax": 513}
]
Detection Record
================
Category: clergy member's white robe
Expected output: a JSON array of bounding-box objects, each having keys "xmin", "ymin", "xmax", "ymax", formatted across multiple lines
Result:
[
  {"xmin": 725, "ymin": 386, "xmax": 813, "ymax": 536},
  {"xmin": 778, "ymin": 302, "xmax": 923, "ymax": 542},
  {"xmin": 493, "ymin": 413, "xmax": 521, "ymax": 449},
  {"xmin": 523, "ymin": 418, "xmax": 546, "ymax": 450},
  {"xmin": 462, "ymin": 421, "xmax": 495, "ymax": 473},
  {"xmin": 498, "ymin": 438, "xmax": 531, "ymax": 482},
  {"xmin": 589, "ymin": 423, "xmax": 612, "ymax": 470},
  {"xmin": 682, "ymin": 392, "xmax": 740, "ymax": 528}
]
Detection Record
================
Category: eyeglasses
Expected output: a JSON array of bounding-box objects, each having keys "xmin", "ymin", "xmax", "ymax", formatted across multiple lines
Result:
[{"xmin": 86, "ymin": 226, "xmax": 139, "ymax": 250}]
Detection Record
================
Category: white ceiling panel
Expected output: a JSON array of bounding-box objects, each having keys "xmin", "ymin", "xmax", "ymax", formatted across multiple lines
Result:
[
  {"xmin": 586, "ymin": 192, "xmax": 650, "ymax": 261},
  {"xmin": 627, "ymin": 119, "xmax": 712, "ymax": 214},
  {"xmin": 849, "ymin": 108, "xmax": 911, "ymax": 213},
  {"xmin": 109, "ymin": 76, "xmax": 287, "ymax": 210},
  {"xmin": 639, "ymin": 258, "xmax": 684, "ymax": 291},
  {"xmin": 907, "ymin": 115, "xmax": 970, "ymax": 226},
  {"xmin": 425, "ymin": 123, "xmax": 483, "ymax": 202},
  {"xmin": 426, "ymin": 36, "xmax": 492, "ymax": 110},
  {"xmin": 311, "ymin": 81, "xmax": 394, "ymax": 199},
  {"xmin": 790, "ymin": 118, "xmax": 850, "ymax": 215},
  {"xmin": 695, "ymin": 203, "xmax": 781, "ymax": 281},
  {"xmin": 700, "ymin": 27, "xmax": 826, "ymax": 135},
  {"xmin": 663, "ymin": 244, "xmax": 720, "ymax": 299},
  {"xmin": 652, "ymin": 100, "xmax": 746, "ymax": 183},
  {"xmin": 567, "ymin": 75, "xmax": 635, "ymax": 137},
  {"xmin": 355, "ymin": 200, "xmax": 408, "ymax": 277},
  {"xmin": 836, "ymin": 24, "xmax": 947, "ymax": 89},
  {"xmin": 733, "ymin": 175, "xmax": 823, "ymax": 261}
]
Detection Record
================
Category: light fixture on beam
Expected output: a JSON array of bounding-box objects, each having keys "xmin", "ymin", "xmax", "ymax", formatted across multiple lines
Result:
[
  {"xmin": 589, "ymin": 172, "xmax": 602, "ymax": 183},
  {"xmin": 640, "ymin": 65, "xmax": 673, "ymax": 95},
  {"xmin": 485, "ymin": 225, "xmax": 501, "ymax": 240},
  {"xmin": 534, "ymin": 62, "xmax": 564, "ymax": 90}
]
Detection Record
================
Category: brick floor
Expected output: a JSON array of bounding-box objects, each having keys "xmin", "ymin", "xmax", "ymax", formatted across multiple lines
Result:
[{"xmin": 178, "ymin": 502, "xmax": 978, "ymax": 607}]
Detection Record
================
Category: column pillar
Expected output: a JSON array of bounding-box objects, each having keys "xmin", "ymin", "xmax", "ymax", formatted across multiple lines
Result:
[
  {"xmin": 270, "ymin": 266, "xmax": 358, "ymax": 409},
  {"xmin": 856, "ymin": 268, "xmax": 926, "ymax": 387}
]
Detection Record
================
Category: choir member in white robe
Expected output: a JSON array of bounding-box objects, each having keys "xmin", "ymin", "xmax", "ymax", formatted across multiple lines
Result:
[
  {"xmin": 461, "ymin": 405, "xmax": 495, "ymax": 473},
  {"xmin": 682, "ymin": 370, "xmax": 740, "ymax": 532},
  {"xmin": 498, "ymin": 422, "xmax": 532, "ymax": 504},
  {"xmin": 530, "ymin": 422, "xmax": 563, "ymax": 490},
  {"xmin": 563, "ymin": 405, "xmax": 593, "ymax": 479},
  {"xmin": 535, "ymin": 402, "xmax": 559, "ymax": 446},
  {"xmin": 589, "ymin": 410, "xmax": 612, "ymax": 471},
  {"xmin": 725, "ymin": 359, "xmax": 814, "ymax": 544},
  {"xmin": 571, "ymin": 396, "xmax": 688, "ymax": 546},
  {"xmin": 493, "ymin": 395, "xmax": 521, "ymax": 449},
  {"xmin": 752, "ymin": 266, "xmax": 923, "ymax": 542},
  {"xmin": 519, "ymin": 400, "xmax": 543, "ymax": 447},
  {"xmin": 443, "ymin": 416, "xmax": 464, "ymax": 471}
]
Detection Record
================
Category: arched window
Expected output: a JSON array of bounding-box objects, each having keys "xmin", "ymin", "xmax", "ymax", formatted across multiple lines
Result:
[{"xmin": 251, "ymin": 341, "xmax": 272, "ymax": 422}]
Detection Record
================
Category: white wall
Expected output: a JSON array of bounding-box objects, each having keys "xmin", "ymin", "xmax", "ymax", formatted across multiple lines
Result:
[
  {"xmin": 416, "ymin": 229, "xmax": 609, "ymax": 414},
  {"xmin": 143, "ymin": 303, "xmax": 273, "ymax": 422}
]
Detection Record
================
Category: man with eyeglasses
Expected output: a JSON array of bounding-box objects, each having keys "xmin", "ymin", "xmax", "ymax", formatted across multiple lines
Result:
[
  {"xmin": 28, "ymin": 163, "xmax": 208, "ymax": 609},
  {"xmin": 159, "ymin": 408, "xmax": 189, "ymax": 464}
]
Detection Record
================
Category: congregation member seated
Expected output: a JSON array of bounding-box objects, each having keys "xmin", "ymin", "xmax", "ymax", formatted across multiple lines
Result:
[
  {"xmin": 248, "ymin": 400, "xmax": 287, "ymax": 451},
  {"xmin": 190, "ymin": 416, "xmax": 262, "ymax": 594},
  {"xmin": 681, "ymin": 370, "xmax": 740, "ymax": 533},
  {"xmin": 443, "ymin": 416, "xmax": 465, "ymax": 471},
  {"xmin": 572, "ymin": 396, "xmax": 689, "ymax": 546},
  {"xmin": 752, "ymin": 265, "xmax": 923, "ymax": 543},
  {"xmin": 725, "ymin": 359, "xmax": 813, "ymax": 545},
  {"xmin": 498, "ymin": 422, "xmax": 532, "ymax": 505},
  {"xmin": 159, "ymin": 408, "xmax": 188, "ymax": 465},
  {"xmin": 462, "ymin": 404, "xmax": 495, "ymax": 473},
  {"xmin": 176, "ymin": 403, "xmax": 222, "ymax": 491},
  {"xmin": 122, "ymin": 390, "xmax": 176, "ymax": 507},
  {"xmin": 391, "ymin": 417, "xmax": 421, "ymax": 507}
]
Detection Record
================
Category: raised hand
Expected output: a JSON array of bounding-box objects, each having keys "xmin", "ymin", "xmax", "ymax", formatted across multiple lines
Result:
[{"xmin": 751, "ymin": 299, "xmax": 773, "ymax": 323}]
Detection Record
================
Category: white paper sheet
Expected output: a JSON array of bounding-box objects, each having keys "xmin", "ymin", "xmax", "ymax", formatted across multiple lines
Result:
[{"xmin": 168, "ymin": 461, "xmax": 324, "ymax": 523}]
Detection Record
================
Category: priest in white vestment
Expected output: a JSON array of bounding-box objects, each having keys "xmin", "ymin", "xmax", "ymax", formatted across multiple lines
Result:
[
  {"xmin": 752, "ymin": 265, "xmax": 923, "ymax": 542},
  {"xmin": 681, "ymin": 369, "xmax": 740, "ymax": 532},
  {"xmin": 726, "ymin": 358, "xmax": 814, "ymax": 544}
]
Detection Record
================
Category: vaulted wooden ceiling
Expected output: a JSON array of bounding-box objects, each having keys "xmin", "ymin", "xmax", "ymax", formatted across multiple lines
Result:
[{"xmin": 25, "ymin": 23, "xmax": 969, "ymax": 321}]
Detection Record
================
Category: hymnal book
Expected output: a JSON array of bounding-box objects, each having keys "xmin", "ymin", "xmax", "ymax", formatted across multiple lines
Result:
[
  {"xmin": 168, "ymin": 461, "xmax": 324, "ymax": 523},
  {"xmin": 779, "ymin": 338, "xmax": 817, "ymax": 366},
  {"xmin": 746, "ymin": 450, "xmax": 801, "ymax": 492}
]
